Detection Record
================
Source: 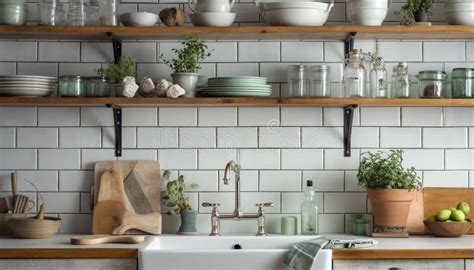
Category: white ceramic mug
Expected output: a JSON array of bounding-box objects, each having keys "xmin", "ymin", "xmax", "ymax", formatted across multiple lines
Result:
[{"xmin": 188, "ymin": 0, "xmax": 235, "ymax": 13}]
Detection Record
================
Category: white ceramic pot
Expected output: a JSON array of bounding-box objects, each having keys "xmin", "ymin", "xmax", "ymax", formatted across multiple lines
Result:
[
  {"xmin": 189, "ymin": 12, "xmax": 236, "ymax": 27},
  {"xmin": 189, "ymin": 0, "xmax": 235, "ymax": 13},
  {"xmin": 346, "ymin": 0, "xmax": 392, "ymax": 9},
  {"xmin": 171, "ymin": 73, "xmax": 199, "ymax": 97},
  {"xmin": 446, "ymin": 10, "xmax": 474, "ymax": 25},
  {"xmin": 347, "ymin": 7, "xmax": 388, "ymax": 26}
]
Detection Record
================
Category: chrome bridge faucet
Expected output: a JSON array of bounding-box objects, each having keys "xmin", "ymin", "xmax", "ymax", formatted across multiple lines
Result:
[{"xmin": 202, "ymin": 160, "xmax": 274, "ymax": 236}]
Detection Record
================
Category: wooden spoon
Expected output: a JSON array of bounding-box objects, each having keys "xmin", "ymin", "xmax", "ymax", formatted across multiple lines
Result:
[{"xmin": 71, "ymin": 235, "xmax": 145, "ymax": 245}]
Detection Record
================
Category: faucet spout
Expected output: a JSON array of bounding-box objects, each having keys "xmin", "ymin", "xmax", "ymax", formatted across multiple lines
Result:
[{"xmin": 223, "ymin": 160, "xmax": 241, "ymax": 217}]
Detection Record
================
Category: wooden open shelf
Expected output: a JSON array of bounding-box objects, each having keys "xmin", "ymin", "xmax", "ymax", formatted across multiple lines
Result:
[
  {"xmin": 1, "ymin": 97, "xmax": 473, "ymax": 107},
  {"xmin": 1, "ymin": 25, "xmax": 474, "ymax": 40}
]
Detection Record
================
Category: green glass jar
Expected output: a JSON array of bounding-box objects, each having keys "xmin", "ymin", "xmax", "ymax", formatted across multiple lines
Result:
[
  {"xmin": 86, "ymin": 76, "xmax": 111, "ymax": 97},
  {"xmin": 59, "ymin": 75, "xmax": 85, "ymax": 97},
  {"xmin": 451, "ymin": 68, "xmax": 474, "ymax": 98},
  {"xmin": 417, "ymin": 71, "xmax": 447, "ymax": 98},
  {"xmin": 352, "ymin": 215, "xmax": 369, "ymax": 236}
]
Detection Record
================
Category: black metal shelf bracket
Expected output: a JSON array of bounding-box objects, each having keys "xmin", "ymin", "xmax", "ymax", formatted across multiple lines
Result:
[
  {"xmin": 106, "ymin": 104, "xmax": 122, "ymax": 157},
  {"xmin": 106, "ymin": 32, "xmax": 122, "ymax": 64},
  {"xmin": 344, "ymin": 32, "xmax": 357, "ymax": 59},
  {"xmin": 343, "ymin": 104, "xmax": 358, "ymax": 157}
]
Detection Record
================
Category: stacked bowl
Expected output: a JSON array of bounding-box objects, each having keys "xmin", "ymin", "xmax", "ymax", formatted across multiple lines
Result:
[
  {"xmin": 346, "ymin": 0, "xmax": 391, "ymax": 26},
  {"xmin": 0, "ymin": 0, "xmax": 27, "ymax": 25},
  {"xmin": 257, "ymin": 0, "xmax": 334, "ymax": 26},
  {"xmin": 199, "ymin": 76, "xmax": 272, "ymax": 97},
  {"xmin": 446, "ymin": 0, "xmax": 474, "ymax": 25}
]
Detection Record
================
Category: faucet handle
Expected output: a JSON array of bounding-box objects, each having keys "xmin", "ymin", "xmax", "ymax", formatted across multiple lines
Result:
[
  {"xmin": 256, "ymin": 202, "xmax": 274, "ymax": 208},
  {"xmin": 202, "ymin": 202, "xmax": 221, "ymax": 208}
]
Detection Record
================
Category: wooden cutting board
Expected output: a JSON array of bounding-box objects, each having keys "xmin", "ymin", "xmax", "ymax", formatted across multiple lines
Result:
[
  {"xmin": 92, "ymin": 161, "xmax": 161, "ymax": 214},
  {"xmin": 408, "ymin": 188, "xmax": 474, "ymax": 235}
]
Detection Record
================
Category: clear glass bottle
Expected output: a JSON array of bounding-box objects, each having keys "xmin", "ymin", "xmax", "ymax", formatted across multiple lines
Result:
[
  {"xmin": 343, "ymin": 49, "xmax": 366, "ymax": 97},
  {"xmin": 392, "ymin": 62, "xmax": 412, "ymax": 98},
  {"xmin": 99, "ymin": 0, "xmax": 120, "ymax": 26},
  {"xmin": 68, "ymin": 0, "xmax": 88, "ymax": 26},
  {"xmin": 301, "ymin": 180, "xmax": 319, "ymax": 235},
  {"xmin": 370, "ymin": 57, "xmax": 388, "ymax": 98}
]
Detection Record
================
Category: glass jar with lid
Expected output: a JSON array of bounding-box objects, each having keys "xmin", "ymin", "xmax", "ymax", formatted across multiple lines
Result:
[
  {"xmin": 417, "ymin": 70, "xmax": 447, "ymax": 98},
  {"xmin": 98, "ymin": 0, "xmax": 120, "ymax": 26},
  {"xmin": 287, "ymin": 65, "xmax": 311, "ymax": 97},
  {"xmin": 392, "ymin": 62, "xmax": 412, "ymax": 98},
  {"xmin": 451, "ymin": 68, "xmax": 474, "ymax": 98},
  {"xmin": 310, "ymin": 65, "xmax": 331, "ymax": 97},
  {"xmin": 370, "ymin": 57, "xmax": 388, "ymax": 98},
  {"xmin": 343, "ymin": 49, "xmax": 366, "ymax": 97},
  {"xmin": 59, "ymin": 75, "xmax": 85, "ymax": 97},
  {"xmin": 86, "ymin": 76, "xmax": 111, "ymax": 97}
]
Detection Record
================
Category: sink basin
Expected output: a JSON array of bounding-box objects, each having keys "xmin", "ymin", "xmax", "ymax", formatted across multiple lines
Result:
[{"xmin": 139, "ymin": 235, "xmax": 332, "ymax": 270}]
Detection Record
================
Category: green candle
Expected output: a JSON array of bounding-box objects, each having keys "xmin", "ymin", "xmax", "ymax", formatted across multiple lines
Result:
[{"xmin": 281, "ymin": 216, "xmax": 297, "ymax": 235}]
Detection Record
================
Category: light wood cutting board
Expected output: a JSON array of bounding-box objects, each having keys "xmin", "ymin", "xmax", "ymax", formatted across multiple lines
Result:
[{"xmin": 408, "ymin": 188, "xmax": 473, "ymax": 235}]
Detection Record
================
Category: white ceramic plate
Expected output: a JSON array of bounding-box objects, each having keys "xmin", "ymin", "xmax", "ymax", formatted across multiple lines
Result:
[
  {"xmin": 0, "ymin": 75, "xmax": 56, "ymax": 81},
  {"xmin": 0, "ymin": 88, "xmax": 53, "ymax": 97}
]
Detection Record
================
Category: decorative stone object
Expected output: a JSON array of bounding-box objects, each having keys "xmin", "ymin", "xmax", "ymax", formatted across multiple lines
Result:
[
  {"xmin": 159, "ymin": 8, "xmax": 186, "ymax": 27},
  {"xmin": 156, "ymin": 79, "xmax": 173, "ymax": 97},
  {"xmin": 167, "ymin": 84, "xmax": 186, "ymax": 98},
  {"xmin": 122, "ymin": 76, "xmax": 139, "ymax": 98},
  {"xmin": 139, "ymin": 77, "xmax": 155, "ymax": 97}
]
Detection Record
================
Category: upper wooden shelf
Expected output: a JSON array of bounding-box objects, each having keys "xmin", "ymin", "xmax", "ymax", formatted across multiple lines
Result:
[
  {"xmin": 1, "ymin": 97, "xmax": 473, "ymax": 107},
  {"xmin": 1, "ymin": 25, "xmax": 473, "ymax": 40}
]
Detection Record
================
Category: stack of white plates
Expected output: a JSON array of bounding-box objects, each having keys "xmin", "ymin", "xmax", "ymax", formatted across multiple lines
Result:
[
  {"xmin": 0, "ymin": 75, "xmax": 56, "ymax": 97},
  {"xmin": 199, "ymin": 76, "xmax": 272, "ymax": 97}
]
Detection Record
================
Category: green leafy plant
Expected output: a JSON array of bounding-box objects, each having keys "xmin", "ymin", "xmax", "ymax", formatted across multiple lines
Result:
[
  {"xmin": 97, "ymin": 56, "xmax": 137, "ymax": 82},
  {"xmin": 162, "ymin": 170, "xmax": 198, "ymax": 215},
  {"xmin": 161, "ymin": 38, "xmax": 212, "ymax": 73},
  {"xmin": 396, "ymin": 0, "xmax": 436, "ymax": 25},
  {"xmin": 357, "ymin": 149, "xmax": 421, "ymax": 190}
]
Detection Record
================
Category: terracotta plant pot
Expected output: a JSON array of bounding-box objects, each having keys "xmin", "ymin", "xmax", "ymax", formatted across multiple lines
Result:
[{"xmin": 367, "ymin": 189, "xmax": 415, "ymax": 229}]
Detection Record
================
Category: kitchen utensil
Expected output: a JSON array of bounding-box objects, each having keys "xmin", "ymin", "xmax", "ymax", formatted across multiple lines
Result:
[
  {"xmin": 7, "ymin": 217, "xmax": 62, "ymax": 239},
  {"xmin": 189, "ymin": 12, "xmax": 236, "ymax": 27},
  {"xmin": 112, "ymin": 211, "xmax": 162, "ymax": 235},
  {"xmin": 13, "ymin": 195, "xmax": 29, "ymax": 214},
  {"xmin": 35, "ymin": 204, "xmax": 46, "ymax": 220},
  {"xmin": 424, "ymin": 220, "xmax": 472, "ymax": 237},
  {"xmin": 119, "ymin": 12, "xmax": 159, "ymax": 26},
  {"xmin": 11, "ymin": 172, "xmax": 17, "ymax": 198},
  {"xmin": 71, "ymin": 235, "xmax": 146, "ymax": 245},
  {"xmin": 0, "ymin": 213, "xmax": 27, "ymax": 235},
  {"xmin": 259, "ymin": 6, "xmax": 333, "ymax": 26},
  {"xmin": 98, "ymin": 170, "xmax": 134, "ymax": 212},
  {"xmin": 189, "ymin": 0, "xmax": 235, "ymax": 13},
  {"xmin": 0, "ymin": 198, "xmax": 8, "ymax": 213}
]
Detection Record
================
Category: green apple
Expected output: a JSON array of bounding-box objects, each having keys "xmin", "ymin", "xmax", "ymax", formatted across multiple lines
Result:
[
  {"xmin": 457, "ymin": 202, "xmax": 470, "ymax": 216},
  {"xmin": 426, "ymin": 215, "xmax": 436, "ymax": 222},
  {"xmin": 449, "ymin": 207, "xmax": 457, "ymax": 212},
  {"xmin": 451, "ymin": 209, "xmax": 466, "ymax": 221},
  {"xmin": 436, "ymin": 209, "xmax": 452, "ymax": 222}
]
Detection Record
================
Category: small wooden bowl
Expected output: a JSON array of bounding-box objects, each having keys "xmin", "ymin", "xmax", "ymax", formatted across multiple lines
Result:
[
  {"xmin": 424, "ymin": 219, "xmax": 472, "ymax": 237},
  {"xmin": 7, "ymin": 217, "xmax": 62, "ymax": 239},
  {"xmin": 0, "ymin": 213, "xmax": 27, "ymax": 235}
]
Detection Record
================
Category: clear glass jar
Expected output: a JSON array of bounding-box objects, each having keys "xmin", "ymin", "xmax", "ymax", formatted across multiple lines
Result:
[
  {"xmin": 417, "ymin": 70, "xmax": 448, "ymax": 98},
  {"xmin": 86, "ymin": 0, "xmax": 100, "ymax": 26},
  {"xmin": 38, "ymin": 0, "xmax": 67, "ymax": 25},
  {"xmin": 86, "ymin": 76, "xmax": 111, "ymax": 97},
  {"xmin": 392, "ymin": 62, "xmax": 413, "ymax": 98},
  {"xmin": 68, "ymin": 0, "xmax": 87, "ymax": 26},
  {"xmin": 344, "ymin": 49, "xmax": 366, "ymax": 97},
  {"xmin": 287, "ymin": 65, "xmax": 311, "ymax": 97},
  {"xmin": 98, "ymin": 0, "xmax": 120, "ymax": 26},
  {"xmin": 310, "ymin": 65, "xmax": 331, "ymax": 97},
  {"xmin": 370, "ymin": 57, "xmax": 388, "ymax": 98},
  {"xmin": 59, "ymin": 75, "xmax": 85, "ymax": 97},
  {"xmin": 451, "ymin": 68, "xmax": 474, "ymax": 98}
]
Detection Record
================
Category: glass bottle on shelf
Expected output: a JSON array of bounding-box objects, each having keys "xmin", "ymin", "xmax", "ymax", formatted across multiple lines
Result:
[
  {"xmin": 301, "ymin": 180, "xmax": 319, "ymax": 235},
  {"xmin": 343, "ymin": 49, "xmax": 366, "ymax": 97},
  {"xmin": 370, "ymin": 57, "xmax": 388, "ymax": 98},
  {"xmin": 99, "ymin": 0, "xmax": 120, "ymax": 26},
  {"xmin": 392, "ymin": 62, "xmax": 412, "ymax": 98}
]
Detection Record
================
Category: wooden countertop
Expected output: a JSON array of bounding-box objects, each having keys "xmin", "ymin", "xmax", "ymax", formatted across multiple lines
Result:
[{"xmin": 0, "ymin": 235, "xmax": 472, "ymax": 260}]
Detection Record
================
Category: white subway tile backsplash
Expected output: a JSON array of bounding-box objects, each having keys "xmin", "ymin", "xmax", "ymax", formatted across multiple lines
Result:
[
  {"xmin": 380, "ymin": 128, "xmax": 421, "ymax": 148},
  {"xmin": 282, "ymin": 149, "xmax": 323, "ymax": 169},
  {"xmin": 446, "ymin": 149, "xmax": 474, "ymax": 170},
  {"xmin": 323, "ymin": 107, "xmax": 360, "ymax": 127},
  {"xmin": 218, "ymin": 170, "xmax": 259, "ymax": 192},
  {"xmin": 281, "ymin": 107, "xmax": 322, "ymax": 127},
  {"xmin": 325, "ymin": 149, "xmax": 359, "ymax": 170},
  {"xmin": 470, "ymin": 128, "xmax": 474, "ymax": 148},
  {"xmin": 81, "ymin": 107, "xmax": 113, "ymax": 126},
  {"xmin": 198, "ymin": 149, "xmax": 235, "ymax": 169},
  {"xmin": 216, "ymin": 63, "xmax": 259, "ymax": 77},
  {"xmin": 0, "ymin": 149, "xmax": 36, "ymax": 169},
  {"xmin": 352, "ymin": 127, "xmax": 379, "ymax": 148},
  {"xmin": 281, "ymin": 192, "xmax": 323, "ymax": 213},
  {"xmin": 59, "ymin": 214, "xmax": 92, "ymax": 234},
  {"xmin": 43, "ymin": 192, "xmax": 80, "ymax": 213},
  {"xmin": 119, "ymin": 150, "xmax": 157, "ymax": 160},
  {"xmin": 302, "ymin": 127, "xmax": 342, "ymax": 148},
  {"xmin": 217, "ymin": 127, "xmax": 257, "ymax": 148},
  {"xmin": 402, "ymin": 107, "xmax": 443, "ymax": 126},
  {"xmin": 241, "ymin": 192, "xmax": 281, "ymax": 213},
  {"xmin": 17, "ymin": 128, "xmax": 58, "ymax": 148},
  {"xmin": 344, "ymin": 171, "xmax": 364, "ymax": 192},
  {"xmin": 38, "ymin": 107, "xmax": 79, "ymax": 127},
  {"xmin": 59, "ymin": 63, "xmax": 101, "ymax": 77},
  {"xmin": 324, "ymin": 193, "xmax": 367, "ymax": 213},
  {"xmin": 468, "ymin": 42, "xmax": 474, "ymax": 62},
  {"xmin": 59, "ymin": 170, "xmax": 93, "ymax": 192},
  {"xmin": 17, "ymin": 62, "xmax": 57, "ymax": 77},
  {"xmin": 204, "ymin": 42, "xmax": 237, "ymax": 63},
  {"xmin": 159, "ymin": 107, "xmax": 197, "ymax": 126},
  {"xmin": 324, "ymin": 42, "xmax": 344, "ymax": 62},
  {"xmin": 17, "ymin": 171, "xmax": 58, "ymax": 192},
  {"xmin": 180, "ymin": 128, "xmax": 216, "ymax": 148},
  {"xmin": 81, "ymin": 149, "xmax": 115, "ymax": 170},
  {"xmin": 240, "ymin": 149, "xmax": 280, "ymax": 169},
  {"xmin": 122, "ymin": 42, "xmax": 157, "ymax": 62},
  {"xmin": 259, "ymin": 127, "xmax": 300, "ymax": 148},
  {"xmin": 122, "ymin": 108, "xmax": 158, "ymax": 126},
  {"xmin": 60, "ymin": 128, "xmax": 101, "ymax": 148},
  {"xmin": 0, "ymin": 62, "xmax": 16, "ymax": 75},
  {"xmin": 39, "ymin": 149, "xmax": 80, "ymax": 170},
  {"xmin": 444, "ymin": 107, "xmax": 474, "ymax": 126},
  {"xmin": 198, "ymin": 107, "xmax": 237, "ymax": 126},
  {"xmin": 199, "ymin": 192, "xmax": 234, "ymax": 213},
  {"xmin": 260, "ymin": 171, "xmax": 301, "ymax": 192},
  {"xmin": 361, "ymin": 107, "xmax": 400, "ymax": 126},
  {"xmin": 103, "ymin": 127, "xmax": 136, "ymax": 148},
  {"xmin": 302, "ymin": 171, "xmax": 344, "ymax": 191},
  {"xmin": 0, "ymin": 128, "xmax": 15, "ymax": 148},
  {"xmin": 239, "ymin": 107, "xmax": 279, "ymax": 126},
  {"xmin": 423, "ymin": 171, "xmax": 469, "ymax": 188},
  {"xmin": 179, "ymin": 171, "xmax": 218, "ymax": 192},
  {"xmin": 159, "ymin": 149, "xmax": 197, "ymax": 170},
  {"xmin": 81, "ymin": 42, "xmax": 114, "ymax": 62},
  {"xmin": 281, "ymin": 42, "xmax": 323, "ymax": 62},
  {"xmin": 39, "ymin": 42, "xmax": 80, "ymax": 62},
  {"xmin": 0, "ymin": 107, "xmax": 36, "ymax": 126},
  {"xmin": 260, "ymin": 62, "xmax": 296, "ymax": 83},
  {"xmin": 379, "ymin": 42, "xmax": 423, "ymax": 62},
  {"xmin": 0, "ymin": 41, "xmax": 36, "ymax": 61},
  {"xmin": 403, "ymin": 149, "xmax": 444, "ymax": 170},
  {"xmin": 238, "ymin": 42, "xmax": 280, "ymax": 62},
  {"xmin": 137, "ymin": 127, "xmax": 178, "ymax": 148},
  {"xmin": 423, "ymin": 128, "xmax": 468, "ymax": 148},
  {"xmin": 424, "ymin": 42, "xmax": 465, "ymax": 62}
]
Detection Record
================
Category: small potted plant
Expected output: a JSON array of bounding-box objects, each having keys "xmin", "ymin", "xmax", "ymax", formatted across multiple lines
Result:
[
  {"xmin": 161, "ymin": 37, "xmax": 212, "ymax": 97},
  {"xmin": 97, "ymin": 55, "xmax": 137, "ymax": 96},
  {"xmin": 397, "ymin": 0, "xmax": 436, "ymax": 25},
  {"xmin": 162, "ymin": 170, "xmax": 198, "ymax": 234},
  {"xmin": 357, "ymin": 149, "xmax": 421, "ymax": 236}
]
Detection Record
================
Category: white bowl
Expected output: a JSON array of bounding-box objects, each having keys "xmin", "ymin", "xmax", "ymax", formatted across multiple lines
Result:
[
  {"xmin": 119, "ymin": 12, "xmax": 159, "ymax": 26},
  {"xmin": 259, "ymin": 1, "xmax": 333, "ymax": 11},
  {"xmin": 347, "ymin": 7, "xmax": 388, "ymax": 26},
  {"xmin": 447, "ymin": 10, "xmax": 474, "ymax": 25},
  {"xmin": 189, "ymin": 12, "xmax": 236, "ymax": 27},
  {"xmin": 446, "ymin": 2, "xmax": 474, "ymax": 10},
  {"xmin": 261, "ymin": 7, "xmax": 332, "ymax": 26},
  {"xmin": 346, "ymin": 0, "xmax": 391, "ymax": 9}
]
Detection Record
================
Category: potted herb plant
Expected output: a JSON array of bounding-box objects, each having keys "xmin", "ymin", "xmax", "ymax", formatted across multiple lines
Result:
[
  {"xmin": 97, "ymin": 55, "xmax": 137, "ymax": 96},
  {"xmin": 397, "ymin": 0, "xmax": 436, "ymax": 25},
  {"xmin": 162, "ymin": 170, "xmax": 198, "ymax": 234},
  {"xmin": 357, "ymin": 150, "xmax": 421, "ymax": 236},
  {"xmin": 161, "ymin": 37, "xmax": 212, "ymax": 97}
]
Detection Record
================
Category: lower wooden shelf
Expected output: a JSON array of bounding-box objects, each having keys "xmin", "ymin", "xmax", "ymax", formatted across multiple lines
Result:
[{"xmin": 0, "ymin": 97, "xmax": 473, "ymax": 107}]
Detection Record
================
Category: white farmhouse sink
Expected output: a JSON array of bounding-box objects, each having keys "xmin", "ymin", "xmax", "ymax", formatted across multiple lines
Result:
[{"xmin": 139, "ymin": 235, "xmax": 332, "ymax": 270}]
